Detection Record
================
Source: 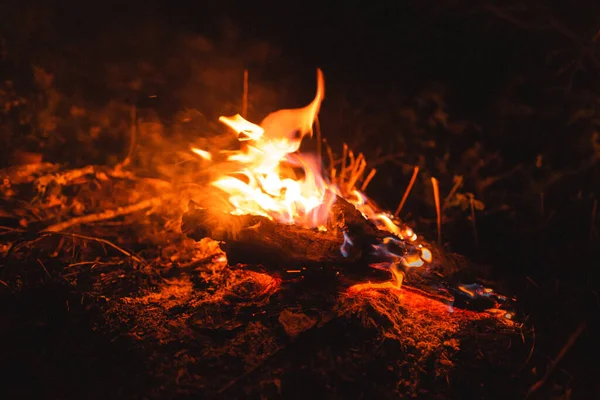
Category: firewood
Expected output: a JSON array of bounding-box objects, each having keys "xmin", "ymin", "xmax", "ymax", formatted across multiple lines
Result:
[{"xmin": 181, "ymin": 195, "xmax": 390, "ymax": 268}]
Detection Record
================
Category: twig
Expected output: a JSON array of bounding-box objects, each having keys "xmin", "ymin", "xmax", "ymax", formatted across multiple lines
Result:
[
  {"xmin": 469, "ymin": 195, "xmax": 479, "ymax": 246},
  {"xmin": 442, "ymin": 175, "xmax": 463, "ymax": 210},
  {"xmin": 591, "ymin": 198, "xmax": 597, "ymax": 243},
  {"xmin": 242, "ymin": 69, "xmax": 249, "ymax": 118},
  {"xmin": 0, "ymin": 225, "xmax": 26, "ymax": 232},
  {"xmin": 37, "ymin": 258, "xmax": 51, "ymax": 278},
  {"xmin": 324, "ymin": 140, "xmax": 336, "ymax": 181},
  {"xmin": 47, "ymin": 232, "xmax": 144, "ymax": 264},
  {"xmin": 526, "ymin": 322, "xmax": 586, "ymax": 398},
  {"xmin": 347, "ymin": 150, "xmax": 355, "ymax": 186},
  {"xmin": 315, "ymin": 116, "xmax": 322, "ymax": 170},
  {"xmin": 42, "ymin": 196, "xmax": 166, "ymax": 233},
  {"xmin": 360, "ymin": 168, "xmax": 377, "ymax": 192},
  {"xmin": 34, "ymin": 165, "xmax": 96, "ymax": 191},
  {"xmin": 340, "ymin": 144, "xmax": 348, "ymax": 183},
  {"xmin": 67, "ymin": 260, "xmax": 118, "ymax": 268},
  {"xmin": 119, "ymin": 105, "xmax": 137, "ymax": 168},
  {"xmin": 525, "ymin": 325, "xmax": 536, "ymax": 366},
  {"xmin": 394, "ymin": 166, "xmax": 419, "ymax": 217},
  {"xmin": 368, "ymin": 152, "xmax": 404, "ymax": 168},
  {"xmin": 346, "ymin": 156, "xmax": 366, "ymax": 192},
  {"xmin": 431, "ymin": 177, "xmax": 442, "ymax": 247}
]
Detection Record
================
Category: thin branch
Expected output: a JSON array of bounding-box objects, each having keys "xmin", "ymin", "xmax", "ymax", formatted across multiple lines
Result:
[
  {"xmin": 118, "ymin": 104, "xmax": 137, "ymax": 168},
  {"xmin": 42, "ymin": 196, "xmax": 166, "ymax": 233},
  {"xmin": 360, "ymin": 168, "xmax": 377, "ymax": 192},
  {"xmin": 46, "ymin": 231, "xmax": 144, "ymax": 264},
  {"xmin": 469, "ymin": 195, "xmax": 479, "ymax": 246},
  {"xmin": 315, "ymin": 116, "xmax": 322, "ymax": 171},
  {"xmin": 432, "ymin": 177, "xmax": 442, "ymax": 247},
  {"xmin": 340, "ymin": 143, "xmax": 348, "ymax": 183},
  {"xmin": 324, "ymin": 140, "xmax": 336, "ymax": 182},
  {"xmin": 34, "ymin": 165, "xmax": 96, "ymax": 191},
  {"xmin": 394, "ymin": 166, "xmax": 419, "ymax": 217},
  {"xmin": 525, "ymin": 325, "xmax": 536, "ymax": 366},
  {"xmin": 37, "ymin": 258, "xmax": 51, "ymax": 278},
  {"xmin": 526, "ymin": 322, "xmax": 586, "ymax": 398},
  {"xmin": 0, "ymin": 225, "xmax": 26, "ymax": 233},
  {"xmin": 242, "ymin": 69, "xmax": 249, "ymax": 118},
  {"xmin": 442, "ymin": 176, "xmax": 463, "ymax": 210},
  {"xmin": 591, "ymin": 198, "xmax": 598, "ymax": 243}
]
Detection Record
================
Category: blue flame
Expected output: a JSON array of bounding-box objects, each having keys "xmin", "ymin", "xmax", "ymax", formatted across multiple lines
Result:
[{"xmin": 340, "ymin": 231, "xmax": 354, "ymax": 257}]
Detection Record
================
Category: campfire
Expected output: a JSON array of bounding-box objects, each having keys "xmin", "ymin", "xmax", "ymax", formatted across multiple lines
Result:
[
  {"xmin": 183, "ymin": 69, "xmax": 433, "ymax": 290},
  {"xmin": 1, "ymin": 68, "xmax": 520, "ymax": 398}
]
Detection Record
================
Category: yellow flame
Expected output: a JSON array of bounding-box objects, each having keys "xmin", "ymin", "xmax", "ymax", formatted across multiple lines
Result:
[
  {"xmin": 197, "ymin": 69, "xmax": 330, "ymax": 227},
  {"xmin": 190, "ymin": 68, "xmax": 433, "ymax": 286},
  {"xmin": 218, "ymin": 114, "xmax": 264, "ymax": 141},
  {"xmin": 191, "ymin": 147, "xmax": 212, "ymax": 160}
]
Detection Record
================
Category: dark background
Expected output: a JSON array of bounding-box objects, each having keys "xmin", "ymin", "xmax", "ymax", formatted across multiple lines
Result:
[{"xmin": 1, "ymin": 0, "xmax": 600, "ymax": 398}]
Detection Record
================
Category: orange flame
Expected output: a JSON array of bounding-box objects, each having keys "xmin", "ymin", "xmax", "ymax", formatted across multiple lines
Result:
[
  {"xmin": 191, "ymin": 147, "xmax": 212, "ymax": 160},
  {"xmin": 206, "ymin": 69, "xmax": 328, "ymax": 227},
  {"xmin": 191, "ymin": 69, "xmax": 433, "ymax": 288}
]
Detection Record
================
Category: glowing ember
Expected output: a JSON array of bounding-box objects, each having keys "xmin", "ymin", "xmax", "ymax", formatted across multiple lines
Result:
[{"xmin": 191, "ymin": 68, "xmax": 433, "ymax": 288}]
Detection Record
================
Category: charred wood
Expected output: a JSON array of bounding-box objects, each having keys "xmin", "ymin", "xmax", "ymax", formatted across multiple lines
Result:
[{"xmin": 181, "ymin": 196, "xmax": 392, "ymax": 268}]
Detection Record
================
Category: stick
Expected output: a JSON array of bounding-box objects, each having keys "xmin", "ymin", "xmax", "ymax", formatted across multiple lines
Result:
[
  {"xmin": 360, "ymin": 168, "xmax": 377, "ymax": 192},
  {"xmin": 325, "ymin": 141, "xmax": 336, "ymax": 181},
  {"xmin": 469, "ymin": 195, "xmax": 479, "ymax": 246},
  {"xmin": 37, "ymin": 258, "xmax": 51, "ymax": 278},
  {"xmin": 432, "ymin": 177, "xmax": 442, "ymax": 247},
  {"xmin": 348, "ymin": 150, "xmax": 356, "ymax": 180},
  {"xmin": 0, "ymin": 225, "xmax": 26, "ymax": 233},
  {"xmin": 591, "ymin": 198, "xmax": 597, "ymax": 243},
  {"xmin": 442, "ymin": 175, "xmax": 463, "ymax": 210},
  {"xmin": 34, "ymin": 165, "xmax": 96, "ymax": 191},
  {"xmin": 346, "ymin": 157, "xmax": 366, "ymax": 192},
  {"xmin": 315, "ymin": 116, "xmax": 322, "ymax": 171},
  {"xmin": 525, "ymin": 322, "xmax": 586, "ymax": 398},
  {"xmin": 46, "ymin": 232, "xmax": 144, "ymax": 264},
  {"xmin": 394, "ymin": 166, "xmax": 419, "ymax": 218},
  {"xmin": 42, "ymin": 196, "xmax": 166, "ymax": 233},
  {"xmin": 242, "ymin": 69, "xmax": 249, "ymax": 118},
  {"xmin": 340, "ymin": 144, "xmax": 348, "ymax": 183},
  {"xmin": 119, "ymin": 104, "xmax": 137, "ymax": 168}
]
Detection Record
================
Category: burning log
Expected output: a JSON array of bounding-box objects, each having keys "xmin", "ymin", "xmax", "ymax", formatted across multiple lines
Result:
[{"xmin": 182, "ymin": 195, "xmax": 392, "ymax": 268}]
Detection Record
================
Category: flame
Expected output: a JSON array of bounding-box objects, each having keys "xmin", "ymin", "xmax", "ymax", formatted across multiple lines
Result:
[
  {"xmin": 205, "ymin": 69, "xmax": 328, "ymax": 227},
  {"xmin": 191, "ymin": 147, "xmax": 212, "ymax": 160},
  {"xmin": 191, "ymin": 68, "xmax": 432, "ymax": 288},
  {"xmin": 341, "ymin": 230, "xmax": 354, "ymax": 257}
]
